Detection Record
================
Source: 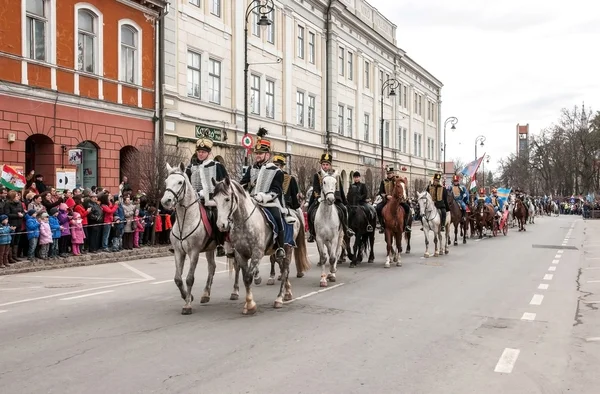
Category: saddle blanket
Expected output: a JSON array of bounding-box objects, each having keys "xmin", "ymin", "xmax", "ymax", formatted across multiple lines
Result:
[
  {"xmin": 262, "ymin": 208, "xmax": 296, "ymax": 248},
  {"xmin": 199, "ymin": 203, "xmax": 213, "ymax": 238}
]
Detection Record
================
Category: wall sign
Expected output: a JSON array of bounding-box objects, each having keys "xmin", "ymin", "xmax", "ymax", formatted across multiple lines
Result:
[{"xmin": 195, "ymin": 125, "xmax": 222, "ymax": 141}]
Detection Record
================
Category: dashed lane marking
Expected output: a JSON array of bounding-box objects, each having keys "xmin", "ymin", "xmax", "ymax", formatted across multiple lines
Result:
[
  {"xmin": 544, "ymin": 274, "xmax": 554, "ymax": 280},
  {"xmin": 587, "ymin": 280, "xmax": 600, "ymax": 283},
  {"xmin": 538, "ymin": 284, "xmax": 549, "ymax": 290},
  {"xmin": 557, "ymin": 250, "xmax": 564, "ymax": 254},
  {"xmin": 554, "ymin": 254, "xmax": 562, "ymax": 259},
  {"xmin": 530, "ymin": 294, "xmax": 544, "ymax": 305},
  {"xmin": 552, "ymin": 260, "xmax": 560, "ymax": 264},
  {"xmin": 0, "ymin": 310, "xmax": 7, "ymax": 314},
  {"xmin": 494, "ymin": 348, "xmax": 521, "ymax": 373},
  {"xmin": 585, "ymin": 337, "xmax": 600, "ymax": 342},
  {"xmin": 549, "ymin": 266, "xmax": 557, "ymax": 272},
  {"xmin": 585, "ymin": 267, "xmax": 600, "ymax": 270},
  {"xmin": 284, "ymin": 283, "xmax": 345, "ymax": 304},
  {"xmin": 60, "ymin": 290, "xmax": 114, "ymax": 301},
  {"xmin": 521, "ymin": 312, "xmax": 536, "ymax": 321}
]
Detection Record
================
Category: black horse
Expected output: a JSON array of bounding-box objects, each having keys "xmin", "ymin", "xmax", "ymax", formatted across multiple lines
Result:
[{"xmin": 346, "ymin": 204, "xmax": 376, "ymax": 268}]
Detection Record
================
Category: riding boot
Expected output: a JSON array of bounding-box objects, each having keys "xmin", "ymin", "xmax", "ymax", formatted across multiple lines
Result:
[
  {"xmin": 215, "ymin": 231, "xmax": 226, "ymax": 257},
  {"xmin": 307, "ymin": 203, "xmax": 316, "ymax": 242},
  {"xmin": 402, "ymin": 204, "xmax": 411, "ymax": 231},
  {"xmin": 440, "ymin": 209, "xmax": 447, "ymax": 232},
  {"xmin": 378, "ymin": 213, "xmax": 385, "ymax": 233},
  {"xmin": 275, "ymin": 228, "xmax": 286, "ymax": 260},
  {"xmin": 338, "ymin": 205, "xmax": 355, "ymax": 238}
]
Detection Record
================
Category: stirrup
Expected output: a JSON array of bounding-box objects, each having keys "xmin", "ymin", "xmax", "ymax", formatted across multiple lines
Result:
[
  {"xmin": 216, "ymin": 245, "xmax": 226, "ymax": 257},
  {"xmin": 347, "ymin": 229, "xmax": 355, "ymax": 237},
  {"xmin": 284, "ymin": 215, "xmax": 296, "ymax": 224},
  {"xmin": 367, "ymin": 224, "xmax": 373, "ymax": 232},
  {"xmin": 275, "ymin": 247, "xmax": 286, "ymax": 259}
]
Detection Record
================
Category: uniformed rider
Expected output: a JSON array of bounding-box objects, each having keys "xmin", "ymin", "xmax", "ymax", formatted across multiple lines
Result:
[
  {"xmin": 272, "ymin": 154, "xmax": 301, "ymax": 211},
  {"xmin": 347, "ymin": 171, "xmax": 375, "ymax": 232},
  {"xmin": 376, "ymin": 165, "xmax": 411, "ymax": 233},
  {"xmin": 486, "ymin": 187, "xmax": 504, "ymax": 222},
  {"xmin": 426, "ymin": 173, "xmax": 450, "ymax": 232},
  {"xmin": 240, "ymin": 128, "xmax": 293, "ymax": 259},
  {"xmin": 449, "ymin": 174, "xmax": 469, "ymax": 222},
  {"xmin": 186, "ymin": 137, "xmax": 229, "ymax": 256},
  {"xmin": 306, "ymin": 152, "xmax": 354, "ymax": 243}
]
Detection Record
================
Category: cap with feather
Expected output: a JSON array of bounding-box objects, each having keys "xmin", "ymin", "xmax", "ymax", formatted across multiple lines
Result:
[{"xmin": 254, "ymin": 127, "xmax": 271, "ymax": 153}]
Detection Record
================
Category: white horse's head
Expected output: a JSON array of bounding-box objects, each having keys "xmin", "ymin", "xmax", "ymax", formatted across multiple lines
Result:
[
  {"xmin": 212, "ymin": 177, "xmax": 235, "ymax": 232},
  {"xmin": 161, "ymin": 162, "xmax": 188, "ymax": 209},
  {"xmin": 322, "ymin": 172, "xmax": 338, "ymax": 205},
  {"xmin": 417, "ymin": 191, "xmax": 431, "ymax": 215}
]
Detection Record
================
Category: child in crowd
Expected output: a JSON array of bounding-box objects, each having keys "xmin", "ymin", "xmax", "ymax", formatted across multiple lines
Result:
[
  {"xmin": 58, "ymin": 203, "xmax": 71, "ymax": 257},
  {"xmin": 48, "ymin": 208, "xmax": 61, "ymax": 259},
  {"xmin": 112, "ymin": 200, "xmax": 125, "ymax": 252},
  {"xmin": 70, "ymin": 212, "xmax": 85, "ymax": 256},
  {"xmin": 133, "ymin": 211, "xmax": 144, "ymax": 248},
  {"xmin": 38, "ymin": 212, "xmax": 52, "ymax": 260},
  {"xmin": 25, "ymin": 209, "xmax": 40, "ymax": 261},
  {"xmin": 143, "ymin": 206, "xmax": 156, "ymax": 245},
  {"xmin": 0, "ymin": 215, "xmax": 16, "ymax": 268}
]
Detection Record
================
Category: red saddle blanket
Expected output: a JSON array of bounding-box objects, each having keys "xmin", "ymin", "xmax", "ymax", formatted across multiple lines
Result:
[{"xmin": 198, "ymin": 203, "xmax": 212, "ymax": 239}]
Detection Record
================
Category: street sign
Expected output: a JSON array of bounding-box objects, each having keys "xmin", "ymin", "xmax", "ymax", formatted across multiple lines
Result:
[
  {"xmin": 241, "ymin": 134, "xmax": 253, "ymax": 148},
  {"xmin": 195, "ymin": 125, "xmax": 222, "ymax": 141}
]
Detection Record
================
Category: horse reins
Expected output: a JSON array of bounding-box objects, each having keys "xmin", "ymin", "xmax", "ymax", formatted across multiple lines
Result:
[
  {"xmin": 225, "ymin": 183, "xmax": 257, "ymax": 228},
  {"xmin": 165, "ymin": 172, "xmax": 201, "ymax": 245}
]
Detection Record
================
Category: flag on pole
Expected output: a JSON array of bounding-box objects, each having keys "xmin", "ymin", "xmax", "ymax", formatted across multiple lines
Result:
[
  {"xmin": 496, "ymin": 187, "xmax": 512, "ymax": 203},
  {"xmin": 469, "ymin": 177, "xmax": 477, "ymax": 192},
  {"xmin": 1, "ymin": 164, "xmax": 26, "ymax": 191},
  {"xmin": 460, "ymin": 155, "xmax": 485, "ymax": 178}
]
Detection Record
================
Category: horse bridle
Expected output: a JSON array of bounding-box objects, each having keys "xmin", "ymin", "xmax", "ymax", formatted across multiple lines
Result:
[
  {"xmin": 419, "ymin": 194, "xmax": 438, "ymax": 223},
  {"xmin": 165, "ymin": 171, "xmax": 201, "ymax": 243},
  {"xmin": 222, "ymin": 182, "xmax": 257, "ymax": 228},
  {"xmin": 321, "ymin": 174, "xmax": 337, "ymax": 203}
]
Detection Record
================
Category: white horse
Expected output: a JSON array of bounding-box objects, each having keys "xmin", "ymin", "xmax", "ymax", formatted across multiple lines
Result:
[
  {"xmin": 527, "ymin": 198, "xmax": 536, "ymax": 224},
  {"xmin": 212, "ymin": 178, "xmax": 310, "ymax": 314},
  {"xmin": 313, "ymin": 174, "xmax": 344, "ymax": 287},
  {"xmin": 551, "ymin": 201, "xmax": 560, "ymax": 216},
  {"xmin": 161, "ymin": 162, "xmax": 231, "ymax": 315},
  {"xmin": 507, "ymin": 194, "xmax": 516, "ymax": 228},
  {"xmin": 417, "ymin": 191, "xmax": 449, "ymax": 257}
]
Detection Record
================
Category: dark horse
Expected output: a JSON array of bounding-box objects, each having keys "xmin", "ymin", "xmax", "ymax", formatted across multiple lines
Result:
[
  {"xmin": 382, "ymin": 176, "xmax": 408, "ymax": 268},
  {"xmin": 514, "ymin": 199, "xmax": 527, "ymax": 231},
  {"xmin": 446, "ymin": 193, "xmax": 467, "ymax": 245},
  {"xmin": 474, "ymin": 200, "xmax": 495, "ymax": 239},
  {"xmin": 347, "ymin": 202, "xmax": 376, "ymax": 268}
]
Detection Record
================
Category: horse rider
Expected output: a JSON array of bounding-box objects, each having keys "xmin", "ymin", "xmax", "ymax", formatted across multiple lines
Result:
[
  {"xmin": 306, "ymin": 152, "xmax": 354, "ymax": 243},
  {"xmin": 185, "ymin": 137, "xmax": 229, "ymax": 257},
  {"xmin": 486, "ymin": 187, "xmax": 504, "ymax": 220},
  {"xmin": 376, "ymin": 165, "xmax": 411, "ymax": 233},
  {"xmin": 449, "ymin": 174, "xmax": 469, "ymax": 222},
  {"xmin": 426, "ymin": 173, "xmax": 450, "ymax": 232},
  {"xmin": 347, "ymin": 171, "xmax": 376, "ymax": 232},
  {"xmin": 240, "ymin": 128, "xmax": 292, "ymax": 259},
  {"xmin": 272, "ymin": 154, "xmax": 301, "ymax": 211}
]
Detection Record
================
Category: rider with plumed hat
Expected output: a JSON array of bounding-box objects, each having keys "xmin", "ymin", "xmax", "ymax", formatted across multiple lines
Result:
[
  {"xmin": 306, "ymin": 152, "xmax": 354, "ymax": 242},
  {"xmin": 426, "ymin": 172, "xmax": 450, "ymax": 231},
  {"xmin": 240, "ymin": 127, "xmax": 293, "ymax": 259},
  {"xmin": 272, "ymin": 154, "xmax": 301, "ymax": 211},
  {"xmin": 449, "ymin": 173, "xmax": 469, "ymax": 222},
  {"xmin": 376, "ymin": 165, "xmax": 411, "ymax": 233},
  {"xmin": 185, "ymin": 136, "xmax": 229, "ymax": 256},
  {"xmin": 485, "ymin": 187, "xmax": 504, "ymax": 222}
]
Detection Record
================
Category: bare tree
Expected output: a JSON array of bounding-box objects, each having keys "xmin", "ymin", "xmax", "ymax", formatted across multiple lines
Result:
[
  {"xmin": 412, "ymin": 177, "xmax": 428, "ymax": 196},
  {"xmin": 219, "ymin": 145, "xmax": 248, "ymax": 180},
  {"xmin": 453, "ymin": 158, "xmax": 467, "ymax": 174},
  {"xmin": 289, "ymin": 152, "xmax": 318, "ymax": 194},
  {"xmin": 362, "ymin": 166, "xmax": 381, "ymax": 200}
]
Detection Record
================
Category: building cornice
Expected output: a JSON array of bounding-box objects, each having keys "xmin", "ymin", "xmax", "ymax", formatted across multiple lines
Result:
[{"xmin": 401, "ymin": 55, "xmax": 443, "ymax": 89}]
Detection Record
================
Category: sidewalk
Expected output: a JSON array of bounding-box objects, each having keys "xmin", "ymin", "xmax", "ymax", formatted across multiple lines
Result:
[{"xmin": 0, "ymin": 246, "xmax": 171, "ymax": 276}]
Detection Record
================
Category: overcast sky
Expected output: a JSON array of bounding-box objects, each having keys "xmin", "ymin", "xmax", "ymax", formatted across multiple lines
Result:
[{"xmin": 368, "ymin": 0, "xmax": 600, "ymax": 172}]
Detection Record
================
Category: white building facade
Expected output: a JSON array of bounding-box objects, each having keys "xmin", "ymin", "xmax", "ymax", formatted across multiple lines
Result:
[{"xmin": 163, "ymin": 0, "xmax": 442, "ymax": 192}]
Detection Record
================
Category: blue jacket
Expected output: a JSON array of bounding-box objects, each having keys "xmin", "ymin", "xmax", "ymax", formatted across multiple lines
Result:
[
  {"xmin": 49, "ymin": 216, "xmax": 61, "ymax": 239},
  {"xmin": 485, "ymin": 195, "xmax": 504, "ymax": 210},
  {"xmin": 25, "ymin": 214, "xmax": 40, "ymax": 240},
  {"xmin": 0, "ymin": 224, "xmax": 13, "ymax": 245},
  {"xmin": 448, "ymin": 184, "xmax": 469, "ymax": 208}
]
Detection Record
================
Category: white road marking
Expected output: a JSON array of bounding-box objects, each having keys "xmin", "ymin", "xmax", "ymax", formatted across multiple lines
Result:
[
  {"xmin": 585, "ymin": 337, "xmax": 600, "ymax": 342},
  {"xmin": 0, "ymin": 286, "xmax": 44, "ymax": 291},
  {"xmin": 521, "ymin": 312, "xmax": 536, "ymax": 321},
  {"xmin": 16, "ymin": 275, "xmax": 136, "ymax": 281},
  {"xmin": 586, "ymin": 257, "xmax": 600, "ymax": 260},
  {"xmin": 538, "ymin": 284, "xmax": 549, "ymax": 290},
  {"xmin": 587, "ymin": 280, "xmax": 600, "ymax": 283},
  {"xmin": 60, "ymin": 290, "xmax": 114, "ymax": 301},
  {"xmin": 284, "ymin": 283, "xmax": 345, "ymax": 303},
  {"xmin": 118, "ymin": 262, "xmax": 155, "ymax": 280},
  {"xmin": 0, "ymin": 279, "xmax": 147, "ymax": 307},
  {"xmin": 0, "ymin": 310, "xmax": 7, "ymax": 314},
  {"xmin": 585, "ymin": 267, "xmax": 600, "ymax": 270},
  {"xmin": 494, "ymin": 348, "xmax": 521, "ymax": 373},
  {"xmin": 548, "ymin": 266, "xmax": 557, "ymax": 272},
  {"xmin": 557, "ymin": 250, "xmax": 564, "ymax": 254},
  {"xmin": 544, "ymin": 274, "xmax": 554, "ymax": 281},
  {"xmin": 150, "ymin": 279, "xmax": 173, "ymax": 285},
  {"xmin": 475, "ymin": 239, "xmax": 481, "ymax": 242},
  {"xmin": 530, "ymin": 294, "xmax": 544, "ymax": 305},
  {"xmin": 582, "ymin": 300, "xmax": 600, "ymax": 304},
  {"xmin": 554, "ymin": 254, "xmax": 561, "ymax": 259},
  {"xmin": 552, "ymin": 260, "xmax": 560, "ymax": 264}
]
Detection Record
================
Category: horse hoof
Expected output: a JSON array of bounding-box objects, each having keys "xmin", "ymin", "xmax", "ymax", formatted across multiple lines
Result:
[
  {"xmin": 243, "ymin": 303, "xmax": 257, "ymax": 315},
  {"xmin": 405, "ymin": 250, "xmax": 410, "ymax": 254},
  {"xmin": 277, "ymin": 275, "xmax": 282, "ymax": 280},
  {"xmin": 200, "ymin": 296, "xmax": 210, "ymax": 304},
  {"xmin": 463, "ymin": 240, "xmax": 467, "ymax": 244},
  {"xmin": 434, "ymin": 253, "xmax": 439, "ymax": 257},
  {"xmin": 349, "ymin": 263, "xmax": 356, "ymax": 268},
  {"xmin": 296, "ymin": 272, "xmax": 304, "ymax": 278},
  {"xmin": 454, "ymin": 242, "xmax": 458, "ymax": 246},
  {"xmin": 320, "ymin": 281, "xmax": 328, "ymax": 288},
  {"xmin": 230, "ymin": 293, "xmax": 239, "ymax": 301},
  {"xmin": 368, "ymin": 259, "xmax": 374, "ymax": 264},
  {"xmin": 267, "ymin": 278, "xmax": 275, "ymax": 286},
  {"xmin": 424, "ymin": 253, "xmax": 430, "ymax": 258},
  {"xmin": 254, "ymin": 277, "xmax": 262, "ymax": 286},
  {"xmin": 273, "ymin": 301, "xmax": 283, "ymax": 309},
  {"xmin": 181, "ymin": 307, "xmax": 192, "ymax": 315},
  {"xmin": 283, "ymin": 293, "xmax": 293, "ymax": 301},
  {"xmin": 396, "ymin": 262, "xmax": 402, "ymax": 267},
  {"xmin": 384, "ymin": 263, "xmax": 391, "ymax": 268},
  {"xmin": 445, "ymin": 250, "xmax": 449, "ymax": 255},
  {"xmin": 328, "ymin": 276, "xmax": 336, "ymax": 282}
]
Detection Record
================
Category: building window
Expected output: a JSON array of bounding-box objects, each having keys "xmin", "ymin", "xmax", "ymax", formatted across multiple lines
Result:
[
  {"xmin": 210, "ymin": 0, "xmax": 220, "ymax": 17},
  {"xmin": 77, "ymin": 10, "xmax": 97, "ymax": 73},
  {"xmin": 308, "ymin": 32, "xmax": 315, "ymax": 64},
  {"xmin": 297, "ymin": 25, "xmax": 304, "ymax": 59},
  {"xmin": 384, "ymin": 121, "xmax": 390, "ymax": 147},
  {"xmin": 379, "ymin": 70, "xmax": 383, "ymax": 89},
  {"xmin": 308, "ymin": 95, "xmax": 315, "ymax": 129},
  {"xmin": 413, "ymin": 133, "xmax": 418, "ymax": 156},
  {"xmin": 120, "ymin": 25, "xmax": 138, "ymax": 84},
  {"xmin": 397, "ymin": 127, "xmax": 401, "ymax": 150},
  {"xmin": 296, "ymin": 91, "xmax": 304, "ymax": 126},
  {"xmin": 414, "ymin": 93, "xmax": 417, "ymax": 113},
  {"xmin": 347, "ymin": 108, "xmax": 353, "ymax": 137},
  {"xmin": 267, "ymin": 9, "xmax": 275, "ymax": 43},
  {"xmin": 338, "ymin": 47, "xmax": 344, "ymax": 76},
  {"xmin": 251, "ymin": 74, "xmax": 260, "ymax": 115},
  {"xmin": 347, "ymin": 51, "xmax": 353, "ymax": 80},
  {"xmin": 208, "ymin": 58, "xmax": 221, "ymax": 104},
  {"xmin": 364, "ymin": 61, "xmax": 370, "ymax": 89},
  {"xmin": 385, "ymin": 73, "xmax": 389, "ymax": 84},
  {"xmin": 403, "ymin": 86, "xmax": 407, "ymax": 108},
  {"xmin": 338, "ymin": 105, "xmax": 344, "ymax": 134},
  {"xmin": 26, "ymin": 0, "xmax": 48, "ymax": 61},
  {"xmin": 418, "ymin": 134, "xmax": 422, "ymax": 157},
  {"xmin": 427, "ymin": 138, "xmax": 431, "ymax": 160},
  {"xmin": 252, "ymin": 10, "xmax": 260, "ymax": 37},
  {"xmin": 266, "ymin": 80, "xmax": 275, "ymax": 118},
  {"xmin": 402, "ymin": 128, "xmax": 407, "ymax": 153},
  {"xmin": 418, "ymin": 95, "xmax": 422, "ymax": 116},
  {"xmin": 187, "ymin": 50, "xmax": 201, "ymax": 98},
  {"xmin": 189, "ymin": 0, "xmax": 200, "ymax": 6},
  {"xmin": 364, "ymin": 113, "xmax": 369, "ymax": 142}
]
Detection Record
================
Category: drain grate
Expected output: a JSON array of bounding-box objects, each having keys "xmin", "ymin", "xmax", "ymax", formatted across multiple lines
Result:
[{"xmin": 532, "ymin": 244, "xmax": 578, "ymax": 250}]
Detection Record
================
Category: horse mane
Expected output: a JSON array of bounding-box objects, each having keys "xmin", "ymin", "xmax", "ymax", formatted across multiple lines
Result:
[{"xmin": 214, "ymin": 178, "xmax": 247, "ymax": 197}]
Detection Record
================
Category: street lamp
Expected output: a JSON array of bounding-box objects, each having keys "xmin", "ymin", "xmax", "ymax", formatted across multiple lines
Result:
[
  {"xmin": 475, "ymin": 135, "xmax": 486, "ymax": 160},
  {"xmin": 244, "ymin": 0, "xmax": 274, "ymax": 166},
  {"xmin": 380, "ymin": 78, "xmax": 400, "ymax": 178},
  {"xmin": 442, "ymin": 116, "xmax": 458, "ymax": 171},
  {"xmin": 482, "ymin": 154, "xmax": 490, "ymax": 189}
]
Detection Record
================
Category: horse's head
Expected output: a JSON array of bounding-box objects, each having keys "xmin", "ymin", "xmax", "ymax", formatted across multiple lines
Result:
[
  {"xmin": 322, "ymin": 173, "xmax": 338, "ymax": 205},
  {"xmin": 417, "ymin": 191, "xmax": 431, "ymax": 215},
  {"xmin": 212, "ymin": 177, "xmax": 242, "ymax": 232},
  {"xmin": 392, "ymin": 176, "xmax": 407, "ymax": 200},
  {"xmin": 161, "ymin": 162, "xmax": 189, "ymax": 208}
]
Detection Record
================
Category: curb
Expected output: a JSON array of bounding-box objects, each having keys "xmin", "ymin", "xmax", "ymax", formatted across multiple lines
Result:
[{"xmin": 1, "ymin": 247, "xmax": 172, "ymax": 276}]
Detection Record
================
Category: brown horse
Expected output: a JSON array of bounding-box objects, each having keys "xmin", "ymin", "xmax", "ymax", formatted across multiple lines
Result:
[
  {"xmin": 382, "ymin": 176, "xmax": 407, "ymax": 268},
  {"xmin": 474, "ymin": 200, "xmax": 495, "ymax": 239},
  {"xmin": 446, "ymin": 193, "xmax": 467, "ymax": 245},
  {"xmin": 513, "ymin": 199, "xmax": 527, "ymax": 231}
]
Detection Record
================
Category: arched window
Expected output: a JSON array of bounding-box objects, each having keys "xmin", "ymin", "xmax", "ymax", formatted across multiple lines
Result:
[
  {"xmin": 120, "ymin": 24, "xmax": 138, "ymax": 84},
  {"xmin": 77, "ymin": 10, "xmax": 96, "ymax": 72}
]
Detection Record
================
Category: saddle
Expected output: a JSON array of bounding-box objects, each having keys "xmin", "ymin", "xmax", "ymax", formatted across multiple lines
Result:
[{"xmin": 260, "ymin": 207, "xmax": 295, "ymax": 248}]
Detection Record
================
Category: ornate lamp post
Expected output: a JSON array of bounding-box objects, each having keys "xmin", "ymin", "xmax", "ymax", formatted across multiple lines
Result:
[
  {"xmin": 482, "ymin": 154, "xmax": 490, "ymax": 189},
  {"xmin": 474, "ymin": 135, "xmax": 486, "ymax": 160},
  {"xmin": 442, "ymin": 116, "xmax": 458, "ymax": 170},
  {"xmin": 244, "ymin": 0, "xmax": 274, "ymax": 166},
  {"xmin": 380, "ymin": 78, "xmax": 400, "ymax": 178}
]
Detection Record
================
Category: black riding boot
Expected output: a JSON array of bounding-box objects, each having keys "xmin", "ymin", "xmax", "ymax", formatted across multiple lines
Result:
[
  {"xmin": 276, "ymin": 228, "xmax": 286, "ymax": 259},
  {"xmin": 338, "ymin": 205, "xmax": 355, "ymax": 238},
  {"xmin": 215, "ymin": 231, "xmax": 226, "ymax": 257},
  {"xmin": 378, "ymin": 213, "xmax": 385, "ymax": 233},
  {"xmin": 307, "ymin": 203, "xmax": 316, "ymax": 242},
  {"xmin": 440, "ymin": 209, "xmax": 447, "ymax": 232},
  {"xmin": 402, "ymin": 203, "xmax": 411, "ymax": 231}
]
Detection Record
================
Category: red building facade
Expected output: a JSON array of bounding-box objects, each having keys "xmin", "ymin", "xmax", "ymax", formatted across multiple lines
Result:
[{"xmin": 0, "ymin": 0, "xmax": 166, "ymax": 191}]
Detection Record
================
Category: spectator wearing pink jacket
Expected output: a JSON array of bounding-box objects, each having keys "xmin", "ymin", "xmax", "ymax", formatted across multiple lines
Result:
[{"xmin": 38, "ymin": 212, "xmax": 53, "ymax": 260}]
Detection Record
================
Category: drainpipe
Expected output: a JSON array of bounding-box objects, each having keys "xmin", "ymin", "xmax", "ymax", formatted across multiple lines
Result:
[
  {"xmin": 155, "ymin": 3, "xmax": 170, "ymax": 148},
  {"xmin": 325, "ymin": 0, "xmax": 334, "ymax": 152}
]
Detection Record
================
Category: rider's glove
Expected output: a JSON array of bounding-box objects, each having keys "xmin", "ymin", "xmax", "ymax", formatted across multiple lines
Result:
[{"xmin": 254, "ymin": 193, "xmax": 264, "ymax": 203}]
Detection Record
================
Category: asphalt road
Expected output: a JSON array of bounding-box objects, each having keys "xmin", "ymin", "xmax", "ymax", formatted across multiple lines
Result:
[{"xmin": 1, "ymin": 215, "xmax": 598, "ymax": 394}]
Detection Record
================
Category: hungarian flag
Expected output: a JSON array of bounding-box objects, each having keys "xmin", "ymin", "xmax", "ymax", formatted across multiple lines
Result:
[
  {"xmin": 469, "ymin": 177, "xmax": 477, "ymax": 192},
  {"xmin": 1, "ymin": 164, "xmax": 26, "ymax": 191}
]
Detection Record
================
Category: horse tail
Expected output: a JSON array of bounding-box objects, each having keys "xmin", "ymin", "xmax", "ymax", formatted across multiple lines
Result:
[
  {"xmin": 227, "ymin": 256, "xmax": 236, "ymax": 279},
  {"xmin": 294, "ymin": 212, "xmax": 311, "ymax": 273}
]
